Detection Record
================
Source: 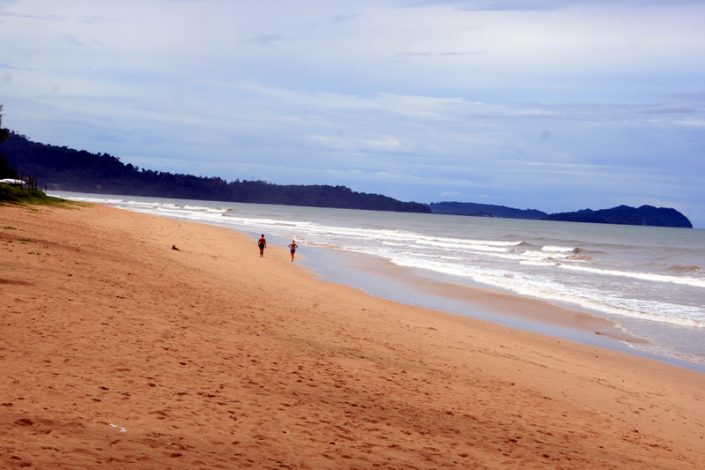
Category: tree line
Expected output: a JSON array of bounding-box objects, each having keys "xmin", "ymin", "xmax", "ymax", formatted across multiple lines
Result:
[{"xmin": 0, "ymin": 131, "xmax": 430, "ymax": 213}]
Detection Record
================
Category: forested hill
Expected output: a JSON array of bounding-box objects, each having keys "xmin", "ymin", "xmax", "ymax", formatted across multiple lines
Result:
[
  {"xmin": 430, "ymin": 201, "xmax": 547, "ymax": 219},
  {"xmin": 544, "ymin": 205, "xmax": 693, "ymax": 228},
  {"xmin": 0, "ymin": 132, "xmax": 429, "ymax": 213},
  {"xmin": 430, "ymin": 201, "xmax": 692, "ymax": 228}
]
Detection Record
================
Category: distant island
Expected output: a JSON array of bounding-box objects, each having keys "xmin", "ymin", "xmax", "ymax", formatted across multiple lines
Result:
[
  {"xmin": 544, "ymin": 205, "xmax": 692, "ymax": 228},
  {"xmin": 431, "ymin": 201, "xmax": 692, "ymax": 228},
  {"xmin": 0, "ymin": 131, "xmax": 692, "ymax": 227}
]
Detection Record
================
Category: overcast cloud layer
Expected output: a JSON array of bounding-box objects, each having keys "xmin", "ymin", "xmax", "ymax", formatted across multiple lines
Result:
[{"xmin": 1, "ymin": 0, "xmax": 704, "ymax": 225}]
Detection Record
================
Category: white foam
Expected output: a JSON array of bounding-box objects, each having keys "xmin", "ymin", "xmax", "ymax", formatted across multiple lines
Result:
[
  {"xmin": 557, "ymin": 264, "xmax": 705, "ymax": 288},
  {"xmin": 522, "ymin": 249, "xmax": 570, "ymax": 261},
  {"xmin": 183, "ymin": 205, "xmax": 226, "ymax": 212},
  {"xmin": 385, "ymin": 255, "xmax": 705, "ymax": 329},
  {"xmin": 542, "ymin": 245, "xmax": 576, "ymax": 253},
  {"xmin": 60, "ymin": 195, "xmax": 125, "ymax": 204},
  {"xmin": 415, "ymin": 239, "xmax": 510, "ymax": 253}
]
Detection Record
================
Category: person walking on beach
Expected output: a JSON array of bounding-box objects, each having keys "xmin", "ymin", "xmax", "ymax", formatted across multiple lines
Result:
[
  {"xmin": 257, "ymin": 234, "xmax": 267, "ymax": 258},
  {"xmin": 288, "ymin": 239, "xmax": 299, "ymax": 262}
]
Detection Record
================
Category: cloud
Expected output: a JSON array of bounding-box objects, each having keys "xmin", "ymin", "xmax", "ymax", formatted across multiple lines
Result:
[
  {"xmin": 401, "ymin": 0, "xmax": 705, "ymax": 10},
  {"xmin": 401, "ymin": 0, "xmax": 562, "ymax": 11},
  {"xmin": 674, "ymin": 118, "xmax": 705, "ymax": 128},
  {"xmin": 234, "ymin": 82, "xmax": 559, "ymax": 123},
  {"xmin": 636, "ymin": 105, "xmax": 701, "ymax": 115},
  {"xmin": 62, "ymin": 34, "xmax": 87, "ymax": 47},
  {"xmin": 0, "ymin": 11, "xmax": 64, "ymax": 21},
  {"xmin": 241, "ymin": 34, "xmax": 289, "ymax": 46},
  {"xmin": 307, "ymin": 134, "xmax": 404, "ymax": 153},
  {"xmin": 332, "ymin": 14, "xmax": 357, "ymax": 23},
  {"xmin": 396, "ymin": 50, "xmax": 485, "ymax": 57}
]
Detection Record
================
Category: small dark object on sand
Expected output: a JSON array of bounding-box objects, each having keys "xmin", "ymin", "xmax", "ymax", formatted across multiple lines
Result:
[{"xmin": 172, "ymin": 245, "xmax": 180, "ymax": 251}]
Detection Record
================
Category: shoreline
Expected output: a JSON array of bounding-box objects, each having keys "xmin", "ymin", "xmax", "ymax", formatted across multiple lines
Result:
[
  {"xmin": 50, "ymin": 191, "xmax": 705, "ymax": 369},
  {"xmin": 300, "ymin": 245, "xmax": 638, "ymax": 340},
  {"xmin": 3, "ymin": 204, "xmax": 705, "ymax": 468},
  {"xmin": 297, "ymin": 243, "xmax": 705, "ymax": 372}
]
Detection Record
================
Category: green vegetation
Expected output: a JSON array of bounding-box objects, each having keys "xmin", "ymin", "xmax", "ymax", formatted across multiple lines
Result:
[
  {"xmin": 0, "ymin": 128, "xmax": 17, "ymax": 180},
  {"xmin": 1, "ymin": 117, "xmax": 70, "ymax": 206},
  {"xmin": 0, "ymin": 183, "xmax": 67, "ymax": 205}
]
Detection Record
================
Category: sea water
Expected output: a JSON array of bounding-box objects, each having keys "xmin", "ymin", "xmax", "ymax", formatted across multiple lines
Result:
[{"xmin": 53, "ymin": 192, "xmax": 705, "ymax": 369}]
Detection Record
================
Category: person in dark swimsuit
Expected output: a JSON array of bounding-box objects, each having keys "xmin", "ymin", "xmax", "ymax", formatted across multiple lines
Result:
[
  {"xmin": 288, "ymin": 240, "xmax": 298, "ymax": 262},
  {"xmin": 258, "ymin": 234, "xmax": 267, "ymax": 257}
]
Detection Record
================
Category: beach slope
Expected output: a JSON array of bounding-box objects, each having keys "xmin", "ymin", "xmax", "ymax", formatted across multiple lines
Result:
[{"xmin": 1, "ymin": 204, "xmax": 704, "ymax": 468}]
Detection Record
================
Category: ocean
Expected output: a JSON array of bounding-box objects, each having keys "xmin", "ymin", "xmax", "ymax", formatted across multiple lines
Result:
[{"xmin": 53, "ymin": 192, "xmax": 705, "ymax": 370}]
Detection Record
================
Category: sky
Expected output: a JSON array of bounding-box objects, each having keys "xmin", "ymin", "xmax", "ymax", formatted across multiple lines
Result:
[{"xmin": 1, "ymin": 0, "xmax": 704, "ymax": 226}]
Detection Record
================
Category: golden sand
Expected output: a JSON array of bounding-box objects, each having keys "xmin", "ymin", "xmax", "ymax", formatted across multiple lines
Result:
[{"xmin": 1, "ymin": 204, "xmax": 704, "ymax": 468}]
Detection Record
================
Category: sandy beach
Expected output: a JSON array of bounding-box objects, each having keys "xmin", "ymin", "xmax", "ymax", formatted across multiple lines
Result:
[{"xmin": 2, "ymin": 203, "xmax": 705, "ymax": 469}]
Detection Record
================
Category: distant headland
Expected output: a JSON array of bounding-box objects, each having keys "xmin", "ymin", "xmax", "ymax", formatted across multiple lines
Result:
[
  {"xmin": 430, "ymin": 201, "xmax": 693, "ymax": 228},
  {"xmin": 0, "ymin": 131, "xmax": 692, "ymax": 228},
  {"xmin": 544, "ymin": 205, "xmax": 692, "ymax": 228}
]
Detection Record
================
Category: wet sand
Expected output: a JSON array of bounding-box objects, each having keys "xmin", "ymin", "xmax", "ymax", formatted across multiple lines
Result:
[
  {"xmin": 317, "ymin": 251, "xmax": 642, "ymax": 344},
  {"xmin": 2, "ymin": 204, "xmax": 705, "ymax": 469}
]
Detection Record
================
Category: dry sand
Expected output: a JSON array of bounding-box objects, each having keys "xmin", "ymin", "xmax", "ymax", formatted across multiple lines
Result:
[{"xmin": 1, "ymin": 203, "xmax": 704, "ymax": 469}]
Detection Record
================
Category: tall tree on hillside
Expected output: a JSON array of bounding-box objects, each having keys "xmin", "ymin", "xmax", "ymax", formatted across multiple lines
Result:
[{"xmin": 0, "ymin": 103, "xmax": 19, "ymax": 178}]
